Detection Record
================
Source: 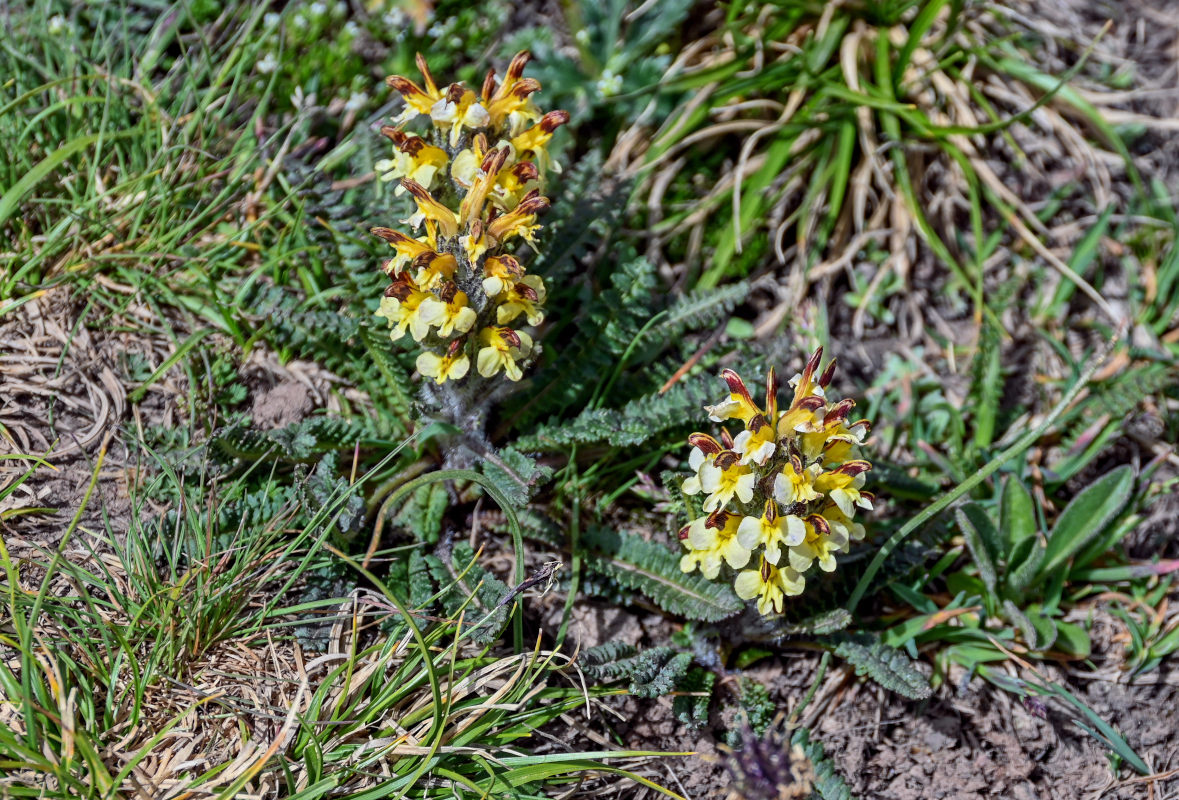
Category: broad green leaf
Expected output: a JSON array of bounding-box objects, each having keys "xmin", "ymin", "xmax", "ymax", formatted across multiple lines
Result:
[
  {"xmin": 1053, "ymin": 621, "xmax": 1092, "ymax": 659},
  {"xmin": 1007, "ymin": 537, "xmax": 1046, "ymax": 595},
  {"xmin": 1038, "ymin": 466, "xmax": 1135, "ymax": 580},
  {"xmin": 999, "ymin": 476, "xmax": 1036, "ymax": 551}
]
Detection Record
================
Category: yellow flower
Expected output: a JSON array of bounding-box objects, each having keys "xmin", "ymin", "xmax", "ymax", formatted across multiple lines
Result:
[
  {"xmin": 416, "ymin": 346, "xmax": 470, "ymax": 384},
  {"xmin": 705, "ymin": 368, "xmax": 762, "ymax": 424},
  {"xmin": 401, "ymin": 179, "xmax": 460, "ymax": 238},
  {"xmin": 486, "ymin": 190, "xmax": 549, "ymax": 247},
  {"xmin": 688, "ymin": 450, "xmax": 756, "ymax": 514},
  {"xmin": 385, "ymin": 53, "xmax": 445, "ymax": 124},
  {"xmin": 820, "ymin": 501, "xmax": 867, "ymax": 544},
  {"xmin": 376, "ymin": 284, "xmax": 440, "ymax": 342},
  {"xmin": 734, "ymin": 556, "xmax": 806, "ymax": 615},
  {"xmin": 787, "ymin": 514, "xmax": 849, "ymax": 574},
  {"xmin": 509, "ymin": 110, "xmax": 570, "ymax": 175},
  {"xmin": 733, "ymin": 413, "xmax": 777, "ymax": 466},
  {"xmin": 481, "ymin": 51, "xmax": 543, "ymax": 134},
  {"xmin": 476, "ymin": 326, "xmax": 533, "ymax": 381},
  {"xmin": 458, "ymin": 147, "xmax": 509, "ymax": 226},
  {"xmin": 772, "ymin": 454, "xmax": 821, "ymax": 506},
  {"xmin": 678, "ymin": 512, "xmax": 750, "ymax": 579},
  {"xmin": 736, "ymin": 500, "xmax": 806, "ymax": 566},
  {"xmin": 375, "ymin": 128, "xmax": 449, "ymax": 193},
  {"xmin": 482, "ymin": 254, "xmax": 524, "ymax": 297},
  {"xmin": 495, "ymin": 275, "xmax": 546, "ymax": 326},
  {"xmin": 420, "ymin": 283, "xmax": 477, "ymax": 337},
  {"xmin": 430, "ymin": 85, "xmax": 491, "ymax": 147},
  {"xmin": 409, "ymin": 251, "xmax": 458, "ymax": 290},
  {"xmin": 371, "ymin": 226, "xmax": 437, "ymax": 274},
  {"xmin": 813, "ymin": 460, "xmax": 873, "ymax": 517},
  {"xmin": 494, "ymin": 161, "xmax": 541, "ymax": 209}
]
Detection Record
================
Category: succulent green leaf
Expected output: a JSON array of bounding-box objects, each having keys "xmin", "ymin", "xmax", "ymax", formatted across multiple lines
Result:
[{"xmin": 792, "ymin": 726, "xmax": 856, "ymax": 800}]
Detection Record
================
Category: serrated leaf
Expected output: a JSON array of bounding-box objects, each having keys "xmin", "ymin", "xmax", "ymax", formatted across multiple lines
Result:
[
  {"xmin": 1038, "ymin": 466, "xmax": 1135, "ymax": 580},
  {"xmin": 672, "ymin": 668, "xmax": 715, "ymax": 730},
  {"xmin": 792, "ymin": 727, "xmax": 856, "ymax": 800},
  {"xmin": 481, "ymin": 448, "xmax": 553, "ymax": 509},
  {"xmin": 582, "ymin": 527, "xmax": 743, "ymax": 622},
  {"xmin": 826, "ymin": 632, "xmax": 932, "ymax": 700},
  {"xmin": 999, "ymin": 475, "xmax": 1036, "ymax": 551}
]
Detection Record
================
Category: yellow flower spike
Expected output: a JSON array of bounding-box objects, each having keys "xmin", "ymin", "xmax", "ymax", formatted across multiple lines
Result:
[
  {"xmin": 772, "ymin": 454, "xmax": 822, "ymax": 506},
  {"xmin": 401, "ymin": 179, "xmax": 460, "ymax": 237},
  {"xmin": 482, "ymin": 254, "xmax": 525, "ymax": 296},
  {"xmin": 495, "ymin": 275, "xmax": 546, "ymax": 326},
  {"xmin": 813, "ymin": 461, "xmax": 873, "ymax": 516},
  {"xmin": 430, "ymin": 84, "xmax": 490, "ymax": 147},
  {"xmin": 693, "ymin": 450, "xmax": 756, "ymax": 514},
  {"xmin": 486, "ymin": 190, "xmax": 549, "ymax": 247},
  {"xmin": 417, "ymin": 339, "xmax": 470, "ymax": 385},
  {"xmin": 385, "ymin": 53, "xmax": 445, "ymax": 124},
  {"xmin": 733, "ymin": 413, "xmax": 777, "ymax": 466},
  {"xmin": 736, "ymin": 500, "xmax": 806, "ymax": 566},
  {"xmin": 375, "ymin": 127, "xmax": 449, "ymax": 192},
  {"xmin": 734, "ymin": 556, "xmax": 806, "ymax": 615},
  {"xmin": 706, "ymin": 368, "xmax": 762, "ymax": 423},
  {"xmin": 681, "ymin": 511, "xmax": 750, "ymax": 579},
  {"xmin": 476, "ymin": 326, "xmax": 533, "ymax": 381},
  {"xmin": 787, "ymin": 514, "xmax": 848, "ymax": 574},
  {"xmin": 421, "ymin": 282, "xmax": 477, "ymax": 337}
]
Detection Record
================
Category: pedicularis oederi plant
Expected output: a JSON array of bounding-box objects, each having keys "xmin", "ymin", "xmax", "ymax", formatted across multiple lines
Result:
[
  {"xmin": 372, "ymin": 51, "xmax": 568, "ymax": 386},
  {"xmin": 679, "ymin": 348, "xmax": 874, "ymax": 616}
]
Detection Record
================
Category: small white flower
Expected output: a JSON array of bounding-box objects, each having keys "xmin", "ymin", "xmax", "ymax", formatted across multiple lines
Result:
[
  {"xmin": 263, "ymin": 12, "xmax": 280, "ymax": 27},
  {"xmin": 382, "ymin": 9, "xmax": 408, "ymax": 27},
  {"xmin": 292, "ymin": 14, "xmax": 309, "ymax": 30},
  {"xmin": 574, "ymin": 28, "xmax": 590, "ymax": 45},
  {"xmin": 595, "ymin": 69, "xmax": 622, "ymax": 98},
  {"xmin": 48, "ymin": 14, "xmax": 67, "ymax": 35},
  {"xmin": 427, "ymin": 22, "xmax": 445, "ymax": 37},
  {"xmin": 334, "ymin": 1, "xmax": 347, "ymax": 16},
  {"xmin": 343, "ymin": 20, "xmax": 359, "ymax": 37},
  {"xmin": 257, "ymin": 52, "xmax": 278, "ymax": 74},
  {"xmin": 309, "ymin": 2, "xmax": 327, "ymax": 18},
  {"xmin": 344, "ymin": 90, "xmax": 367, "ymax": 113},
  {"xmin": 290, "ymin": 86, "xmax": 317, "ymax": 112}
]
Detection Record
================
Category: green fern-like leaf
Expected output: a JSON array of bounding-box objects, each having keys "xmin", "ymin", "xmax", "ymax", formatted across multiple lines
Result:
[
  {"xmin": 481, "ymin": 447, "xmax": 554, "ymax": 510},
  {"xmin": 391, "ymin": 482, "xmax": 449, "ymax": 544},
  {"xmin": 582, "ymin": 527, "xmax": 743, "ymax": 622},
  {"xmin": 673, "ymin": 667, "xmax": 715, "ymax": 730},
  {"xmin": 792, "ymin": 726, "xmax": 857, "ymax": 800},
  {"xmin": 825, "ymin": 632, "xmax": 932, "ymax": 700},
  {"xmin": 579, "ymin": 643, "xmax": 691, "ymax": 699}
]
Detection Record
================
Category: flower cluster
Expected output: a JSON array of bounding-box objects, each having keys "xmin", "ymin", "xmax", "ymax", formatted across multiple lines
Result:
[
  {"xmin": 373, "ymin": 52, "xmax": 568, "ymax": 384},
  {"xmin": 677, "ymin": 348, "xmax": 874, "ymax": 616}
]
